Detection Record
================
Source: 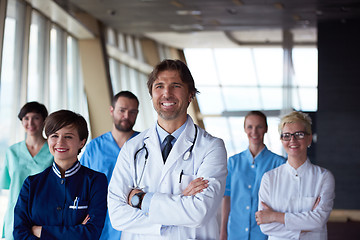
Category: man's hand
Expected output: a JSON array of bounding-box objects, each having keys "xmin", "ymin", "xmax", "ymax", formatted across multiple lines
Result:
[
  {"xmin": 128, "ymin": 188, "xmax": 143, "ymax": 205},
  {"xmin": 182, "ymin": 177, "xmax": 208, "ymax": 196},
  {"xmin": 255, "ymin": 202, "xmax": 284, "ymax": 225},
  {"xmin": 31, "ymin": 226, "xmax": 42, "ymax": 238},
  {"xmin": 312, "ymin": 197, "xmax": 321, "ymax": 210}
]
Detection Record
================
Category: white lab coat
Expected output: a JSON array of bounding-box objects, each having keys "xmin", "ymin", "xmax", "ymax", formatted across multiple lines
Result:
[
  {"xmin": 108, "ymin": 116, "xmax": 227, "ymax": 240},
  {"xmin": 258, "ymin": 159, "xmax": 335, "ymax": 240}
]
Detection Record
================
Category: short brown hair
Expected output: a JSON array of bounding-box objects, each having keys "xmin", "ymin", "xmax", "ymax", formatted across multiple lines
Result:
[
  {"xmin": 112, "ymin": 91, "xmax": 139, "ymax": 108},
  {"xmin": 147, "ymin": 59, "xmax": 199, "ymax": 97},
  {"xmin": 45, "ymin": 110, "xmax": 88, "ymax": 154},
  {"xmin": 244, "ymin": 111, "xmax": 268, "ymax": 129},
  {"xmin": 18, "ymin": 102, "xmax": 48, "ymax": 121}
]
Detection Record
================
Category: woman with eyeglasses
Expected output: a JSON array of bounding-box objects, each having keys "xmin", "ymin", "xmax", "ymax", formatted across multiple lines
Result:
[{"xmin": 255, "ymin": 111, "xmax": 335, "ymax": 240}]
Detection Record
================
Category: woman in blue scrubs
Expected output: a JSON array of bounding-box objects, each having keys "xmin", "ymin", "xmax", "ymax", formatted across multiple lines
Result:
[
  {"xmin": 220, "ymin": 111, "xmax": 285, "ymax": 240},
  {"xmin": 13, "ymin": 110, "xmax": 107, "ymax": 240}
]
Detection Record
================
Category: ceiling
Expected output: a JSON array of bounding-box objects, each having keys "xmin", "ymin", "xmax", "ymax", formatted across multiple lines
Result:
[{"xmin": 56, "ymin": 0, "xmax": 360, "ymax": 48}]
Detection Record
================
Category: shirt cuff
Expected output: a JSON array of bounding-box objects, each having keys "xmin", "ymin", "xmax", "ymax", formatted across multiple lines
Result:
[{"xmin": 141, "ymin": 192, "xmax": 154, "ymax": 214}]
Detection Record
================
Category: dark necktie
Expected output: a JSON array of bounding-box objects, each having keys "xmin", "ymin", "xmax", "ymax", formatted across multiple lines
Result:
[{"xmin": 162, "ymin": 135, "xmax": 174, "ymax": 163}]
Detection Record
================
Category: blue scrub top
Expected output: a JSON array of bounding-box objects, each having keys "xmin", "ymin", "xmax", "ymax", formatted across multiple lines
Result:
[
  {"xmin": 224, "ymin": 146, "xmax": 285, "ymax": 240},
  {"xmin": 13, "ymin": 161, "xmax": 107, "ymax": 240},
  {"xmin": 80, "ymin": 131, "xmax": 139, "ymax": 240}
]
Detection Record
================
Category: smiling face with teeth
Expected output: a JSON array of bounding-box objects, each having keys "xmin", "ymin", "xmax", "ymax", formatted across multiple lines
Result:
[
  {"xmin": 281, "ymin": 121, "xmax": 312, "ymax": 165},
  {"xmin": 48, "ymin": 125, "xmax": 86, "ymax": 169},
  {"xmin": 244, "ymin": 114, "xmax": 267, "ymax": 148},
  {"xmin": 151, "ymin": 70, "xmax": 193, "ymax": 130}
]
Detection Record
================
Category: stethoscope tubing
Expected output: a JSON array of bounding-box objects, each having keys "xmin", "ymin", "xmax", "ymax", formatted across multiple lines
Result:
[{"xmin": 133, "ymin": 124, "xmax": 198, "ymax": 189}]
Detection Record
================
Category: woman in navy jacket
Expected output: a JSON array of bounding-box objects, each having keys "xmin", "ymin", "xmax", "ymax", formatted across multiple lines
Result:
[{"xmin": 13, "ymin": 110, "xmax": 107, "ymax": 240}]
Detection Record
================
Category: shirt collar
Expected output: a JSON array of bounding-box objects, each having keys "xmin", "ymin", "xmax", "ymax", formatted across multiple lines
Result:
[
  {"xmin": 285, "ymin": 158, "xmax": 311, "ymax": 176},
  {"xmin": 156, "ymin": 116, "xmax": 188, "ymax": 145},
  {"xmin": 52, "ymin": 161, "xmax": 81, "ymax": 178},
  {"xmin": 245, "ymin": 145, "xmax": 267, "ymax": 163}
]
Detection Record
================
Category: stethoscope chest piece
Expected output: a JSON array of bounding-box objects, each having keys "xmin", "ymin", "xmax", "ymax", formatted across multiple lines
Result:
[{"xmin": 183, "ymin": 151, "xmax": 191, "ymax": 161}]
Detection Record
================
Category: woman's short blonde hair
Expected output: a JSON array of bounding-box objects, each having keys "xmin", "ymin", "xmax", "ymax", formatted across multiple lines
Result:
[{"xmin": 278, "ymin": 111, "xmax": 312, "ymax": 134}]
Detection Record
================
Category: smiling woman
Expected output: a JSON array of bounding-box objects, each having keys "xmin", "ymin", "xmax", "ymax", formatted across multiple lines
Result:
[
  {"xmin": 13, "ymin": 110, "xmax": 107, "ymax": 240},
  {"xmin": 255, "ymin": 111, "xmax": 335, "ymax": 240},
  {"xmin": 0, "ymin": 102, "xmax": 53, "ymax": 240}
]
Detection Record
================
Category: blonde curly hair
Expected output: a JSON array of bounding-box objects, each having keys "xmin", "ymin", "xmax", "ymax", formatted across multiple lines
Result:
[{"xmin": 278, "ymin": 111, "xmax": 312, "ymax": 135}]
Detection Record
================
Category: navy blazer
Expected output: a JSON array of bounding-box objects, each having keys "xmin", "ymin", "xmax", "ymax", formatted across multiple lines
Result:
[{"xmin": 14, "ymin": 161, "xmax": 107, "ymax": 240}]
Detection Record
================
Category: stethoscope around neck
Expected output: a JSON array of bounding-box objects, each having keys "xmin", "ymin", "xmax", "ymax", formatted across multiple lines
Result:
[{"xmin": 133, "ymin": 124, "xmax": 198, "ymax": 189}]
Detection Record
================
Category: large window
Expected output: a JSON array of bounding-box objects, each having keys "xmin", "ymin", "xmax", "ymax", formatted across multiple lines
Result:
[
  {"xmin": 106, "ymin": 29, "xmax": 156, "ymax": 131},
  {"xmin": 185, "ymin": 47, "xmax": 318, "ymax": 156},
  {"xmin": 0, "ymin": 0, "xmax": 90, "ymax": 227}
]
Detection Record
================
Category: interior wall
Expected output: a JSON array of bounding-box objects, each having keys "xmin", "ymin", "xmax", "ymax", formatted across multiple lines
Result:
[
  {"xmin": 317, "ymin": 18, "xmax": 360, "ymax": 210},
  {"xmin": 74, "ymin": 12, "xmax": 112, "ymax": 138},
  {"xmin": 79, "ymin": 38, "xmax": 112, "ymax": 138}
]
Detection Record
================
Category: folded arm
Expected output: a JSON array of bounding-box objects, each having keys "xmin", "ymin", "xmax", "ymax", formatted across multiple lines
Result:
[
  {"xmin": 108, "ymin": 137, "xmax": 227, "ymax": 234},
  {"xmin": 256, "ymin": 171, "xmax": 335, "ymax": 239}
]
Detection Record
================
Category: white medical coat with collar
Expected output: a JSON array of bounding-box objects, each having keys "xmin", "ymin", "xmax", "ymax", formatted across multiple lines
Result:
[{"xmin": 108, "ymin": 116, "xmax": 227, "ymax": 240}]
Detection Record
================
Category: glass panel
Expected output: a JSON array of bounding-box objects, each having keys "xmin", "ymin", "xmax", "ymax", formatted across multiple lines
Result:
[
  {"xmin": 259, "ymin": 87, "xmax": 283, "ymax": 110},
  {"xmin": 296, "ymin": 87, "xmax": 318, "ymax": 111},
  {"xmin": 126, "ymin": 35, "xmax": 135, "ymax": 57},
  {"xmin": 106, "ymin": 27, "xmax": 116, "ymax": 46},
  {"xmin": 120, "ymin": 63, "xmax": 130, "ymax": 90},
  {"xmin": 228, "ymin": 117, "xmax": 248, "ymax": 156},
  {"xmin": 203, "ymin": 117, "xmax": 233, "ymax": 154},
  {"xmin": 0, "ymin": 0, "xmax": 27, "ymax": 230},
  {"xmin": 184, "ymin": 49, "xmax": 219, "ymax": 86},
  {"xmin": 67, "ymin": 36, "xmax": 82, "ymax": 111},
  {"xmin": 118, "ymin": 33, "xmax": 126, "ymax": 51},
  {"xmin": 49, "ymin": 25, "xmax": 65, "ymax": 112},
  {"xmin": 109, "ymin": 58, "xmax": 121, "ymax": 94},
  {"xmin": 222, "ymin": 87, "xmax": 261, "ymax": 111},
  {"xmin": 184, "ymin": 46, "xmax": 318, "ymax": 158},
  {"xmin": 28, "ymin": 11, "xmax": 46, "ymax": 102},
  {"xmin": 128, "ymin": 68, "xmax": 138, "ymax": 90},
  {"xmin": 255, "ymin": 48, "xmax": 283, "ymax": 87},
  {"xmin": 196, "ymin": 87, "xmax": 225, "ymax": 114},
  {"xmin": 265, "ymin": 117, "xmax": 283, "ymax": 156},
  {"xmin": 0, "ymin": 0, "xmax": 26, "ymax": 145},
  {"xmin": 134, "ymin": 38, "xmax": 144, "ymax": 61},
  {"xmin": 293, "ymin": 48, "xmax": 318, "ymax": 87},
  {"xmin": 214, "ymin": 48, "xmax": 257, "ymax": 86}
]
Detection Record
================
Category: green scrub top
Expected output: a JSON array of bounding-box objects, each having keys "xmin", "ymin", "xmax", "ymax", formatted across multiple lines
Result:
[{"xmin": 0, "ymin": 141, "xmax": 53, "ymax": 240}]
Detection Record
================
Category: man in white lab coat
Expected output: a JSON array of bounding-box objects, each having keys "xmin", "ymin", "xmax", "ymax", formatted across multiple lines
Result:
[{"xmin": 108, "ymin": 59, "xmax": 227, "ymax": 240}]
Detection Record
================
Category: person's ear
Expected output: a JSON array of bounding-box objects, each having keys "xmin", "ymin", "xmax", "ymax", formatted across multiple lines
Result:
[
  {"xmin": 188, "ymin": 93, "xmax": 194, "ymax": 103},
  {"xmin": 110, "ymin": 106, "xmax": 114, "ymax": 116},
  {"xmin": 79, "ymin": 139, "xmax": 86, "ymax": 149},
  {"xmin": 307, "ymin": 133, "xmax": 313, "ymax": 146}
]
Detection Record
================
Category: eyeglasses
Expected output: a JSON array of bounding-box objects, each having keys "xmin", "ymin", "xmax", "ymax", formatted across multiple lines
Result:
[{"xmin": 280, "ymin": 131, "xmax": 308, "ymax": 141}]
